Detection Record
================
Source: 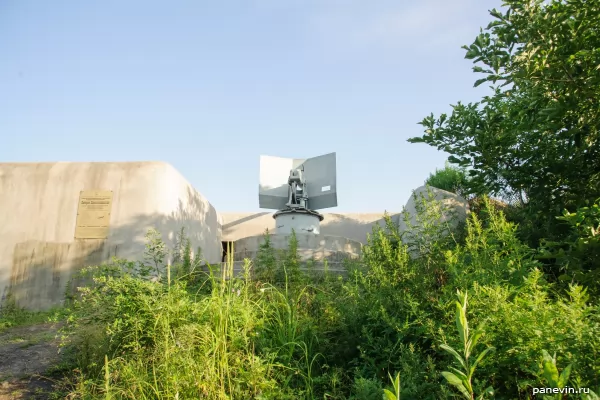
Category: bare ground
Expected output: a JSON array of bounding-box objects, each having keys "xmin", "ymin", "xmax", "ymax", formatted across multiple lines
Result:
[{"xmin": 0, "ymin": 323, "xmax": 64, "ymax": 400}]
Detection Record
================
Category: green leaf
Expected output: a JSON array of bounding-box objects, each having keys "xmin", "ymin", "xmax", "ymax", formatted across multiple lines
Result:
[
  {"xmin": 441, "ymin": 372, "xmax": 472, "ymax": 400},
  {"xmin": 541, "ymin": 351, "xmax": 559, "ymax": 386},
  {"xmin": 387, "ymin": 372, "xmax": 401, "ymax": 399},
  {"xmin": 440, "ymin": 344, "xmax": 467, "ymax": 370},
  {"xmin": 582, "ymin": 389, "xmax": 599, "ymax": 400},
  {"xmin": 475, "ymin": 34, "xmax": 484, "ymax": 48},
  {"xmin": 557, "ymin": 364, "xmax": 572, "ymax": 388},
  {"xmin": 473, "ymin": 66, "xmax": 492, "ymax": 74},
  {"xmin": 407, "ymin": 137, "xmax": 426, "ymax": 144},
  {"xmin": 383, "ymin": 389, "xmax": 397, "ymax": 400},
  {"xmin": 466, "ymin": 330, "xmax": 483, "ymax": 358},
  {"xmin": 449, "ymin": 366, "xmax": 468, "ymax": 382},
  {"xmin": 456, "ymin": 302, "xmax": 465, "ymax": 345},
  {"xmin": 465, "ymin": 48, "xmax": 480, "ymax": 59},
  {"xmin": 447, "ymin": 155, "xmax": 464, "ymax": 164},
  {"xmin": 489, "ymin": 8, "xmax": 503, "ymax": 20},
  {"xmin": 558, "ymin": 274, "xmax": 572, "ymax": 282},
  {"xmin": 470, "ymin": 347, "xmax": 496, "ymax": 376},
  {"xmin": 474, "ymin": 78, "xmax": 489, "ymax": 87},
  {"xmin": 393, "ymin": 372, "xmax": 400, "ymax": 392}
]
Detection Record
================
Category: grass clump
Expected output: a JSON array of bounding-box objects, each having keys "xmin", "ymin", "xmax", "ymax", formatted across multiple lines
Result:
[{"xmin": 0, "ymin": 294, "xmax": 64, "ymax": 332}]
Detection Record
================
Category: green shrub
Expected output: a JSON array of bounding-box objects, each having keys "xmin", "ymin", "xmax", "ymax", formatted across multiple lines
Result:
[
  {"xmin": 348, "ymin": 376, "xmax": 383, "ymax": 400},
  {"xmin": 538, "ymin": 199, "xmax": 600, "ymax": 291},
  {"xmin": 425, "ymin": 161, "xmax": 470, "ymax": 198}
]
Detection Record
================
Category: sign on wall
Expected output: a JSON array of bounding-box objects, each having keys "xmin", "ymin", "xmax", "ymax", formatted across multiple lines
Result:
[{"xmin": 74, "ymin": 190, "xmax": 113, "ymax": 239}]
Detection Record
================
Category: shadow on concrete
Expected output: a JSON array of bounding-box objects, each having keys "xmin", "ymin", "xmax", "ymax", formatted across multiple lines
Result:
[
  {"xmin": 108, "ymin": 186, "xmax": 220, "ymax": 262},
  {"xmin": 222, "ymin": 212, "xmax": 271, "ymax": 231},
  {"xmin": 319, "ymin": 212, "xmax": 401, "ymax": 244},
  {"xmin": 6, "ymin": 186, "xmax": 221, "ymax": 311}
]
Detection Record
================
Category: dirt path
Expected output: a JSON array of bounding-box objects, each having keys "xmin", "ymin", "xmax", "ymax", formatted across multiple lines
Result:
[{"xmin": 0, "ymin": 323, "xmax": 64, "ymax": 400}]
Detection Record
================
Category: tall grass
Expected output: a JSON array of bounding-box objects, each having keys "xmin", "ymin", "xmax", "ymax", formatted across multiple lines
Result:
[{"xmin": 60, "ymin": 237, "xmax": 329, "ymax": 399}]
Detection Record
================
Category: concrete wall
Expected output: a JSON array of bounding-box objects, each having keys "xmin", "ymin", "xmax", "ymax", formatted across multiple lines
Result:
[
  {"xmin": 221, "ymin": 212, "xmax": 399, "ymax": 244},
  {"xmin": 231, "ymin": 233, "xmax": 362, "ymax": 262},
  {"xmin": 220, "ymin": 233, "xmax": 362, "ymax": 277},
  {"xmin": 0, "ymin": 162, "xmax": 222, "ymax": 310},
  {"xmin": 399, "ymin": 186, "xmax": 469, "ymax": 232},
  {"xmin": 222, "ymin": 186, "xmax": 468, "ymax": 246}
]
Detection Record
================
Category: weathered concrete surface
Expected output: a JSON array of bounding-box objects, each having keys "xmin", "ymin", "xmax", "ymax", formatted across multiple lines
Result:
[
  {"xmin": 218, "ymin": 233, "xmax": 361, "ymax": 278},
  {"xmin": 231, "ymin": 233, "xmax": 362, "ymax": 262},
  {"xmin": 398, "ymin": 186, "xmax": 469, "ymax": 258},
  {"xmin": 0, "ymin": 162, "xmax": 222, "ymax": 310},
  {"xmin": 221, "ymin": 212, "xmax": 399, "ymax": 244},
  {"xmin": 398, "ymin": 185, "xmax": 469, "ymax": 232}
]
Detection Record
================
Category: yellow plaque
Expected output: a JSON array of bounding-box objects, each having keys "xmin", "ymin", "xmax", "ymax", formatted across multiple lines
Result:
[{"xmin": 74, "ymin": 190, "xmax": 113, "ymax": 239}]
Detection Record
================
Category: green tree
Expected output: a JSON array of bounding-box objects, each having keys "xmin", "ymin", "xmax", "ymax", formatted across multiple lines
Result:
[{"xmin": 409, "ymin": 0, "xmax": 600, "ymax": 243}]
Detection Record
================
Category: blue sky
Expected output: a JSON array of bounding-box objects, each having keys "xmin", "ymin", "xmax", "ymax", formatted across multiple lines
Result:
[{"xmin": 0, "ymin": 0, "xmax": 502, "ymax": 212}]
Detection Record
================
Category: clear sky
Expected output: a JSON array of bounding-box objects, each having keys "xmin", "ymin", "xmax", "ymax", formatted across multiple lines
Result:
[{"xmin": 0, "ymin": 0, "xmax": 502, "ymax": 213}]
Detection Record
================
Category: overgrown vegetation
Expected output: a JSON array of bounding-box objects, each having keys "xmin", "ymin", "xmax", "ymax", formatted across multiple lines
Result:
[
  {"xmin": 32, "ymin": 192, "xmax": 595, "ymax": 399},
  {"xmin": 2, "ymin": 1, "xmax": 599, "ymax": 398}
]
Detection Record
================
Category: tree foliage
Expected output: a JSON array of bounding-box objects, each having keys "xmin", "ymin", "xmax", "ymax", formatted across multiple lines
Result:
[{"xmin": 409, "ymin": 0, "xmax": 600, "ymax": 234}]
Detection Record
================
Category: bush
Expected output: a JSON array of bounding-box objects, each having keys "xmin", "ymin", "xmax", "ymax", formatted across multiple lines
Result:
[
  {"xmin": 538, "ymin": 199, "xmax": 600, "ymax": 291},
  {"xmin": 425, "ymin": 161, "xmax": 470, "ymax": 198}
]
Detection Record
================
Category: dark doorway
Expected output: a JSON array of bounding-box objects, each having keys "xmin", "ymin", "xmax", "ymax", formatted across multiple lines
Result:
[{"xmin": 221, "ymin": 241, "xmax": 233, "ymax": 263}]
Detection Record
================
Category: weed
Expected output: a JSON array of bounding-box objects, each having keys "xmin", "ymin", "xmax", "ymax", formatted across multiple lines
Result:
[{"xmin": 440, "ymin": 290, "xmax": 494, "ymax": 400}]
